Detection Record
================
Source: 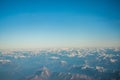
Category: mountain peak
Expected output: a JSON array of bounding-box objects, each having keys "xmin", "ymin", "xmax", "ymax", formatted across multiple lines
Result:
[{"xmin": 30, "ymin": 66, "xmax": 51, "ymax": 80}]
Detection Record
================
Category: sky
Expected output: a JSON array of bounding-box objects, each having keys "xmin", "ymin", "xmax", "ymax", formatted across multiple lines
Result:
[{"xmin": 0, "ymin": 0, "xmax": 120, "ymax": 49}]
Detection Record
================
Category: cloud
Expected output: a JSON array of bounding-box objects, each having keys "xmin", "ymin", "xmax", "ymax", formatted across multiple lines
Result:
[
  {"xmin": 96, "ymin": 66, "xmax": 106, "ymax": 72},
  {"xmin": 0, "ymin": 59, "xmax": 11, "ymax": 64},
  {"xmin": 60, "ymin": 60, "xmax": 67, "ymax": 66},
  {"xmin": 50, "ymin": 56, "xmax": 59, "ymax": 60},
  {"xmin": 14, "ymin": 55, "xmax": 26, "ymax": 59},
  {"xmin": 110, "ymin": 59, "xmax": 117, "ymax": 63}
]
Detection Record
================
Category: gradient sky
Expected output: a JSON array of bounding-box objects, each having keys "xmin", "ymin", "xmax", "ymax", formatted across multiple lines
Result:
[{"xmin": 0, "ymin": 0, "xmax": 120, "ymax": 49}]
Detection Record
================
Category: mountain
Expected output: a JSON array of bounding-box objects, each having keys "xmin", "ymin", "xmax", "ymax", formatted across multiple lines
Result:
[
  {"xmin": 28, "ymin": 66, "xmax": 51, "ymax": 80},
  {"xmin": 0, "ymin": 48, "xmax": 120, "ymax": 80},
  {"xmin": 27, "ymin": 66, "xmax": 93, "ymax": 80}
]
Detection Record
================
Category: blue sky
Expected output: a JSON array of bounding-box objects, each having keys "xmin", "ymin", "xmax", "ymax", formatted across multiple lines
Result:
[{"xmin": 0, "ymin": 0, "xmax": 120, "ymax": 49}]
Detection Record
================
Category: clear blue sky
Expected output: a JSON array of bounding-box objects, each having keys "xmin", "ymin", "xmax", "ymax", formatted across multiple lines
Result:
[{"xmin": 0, "ymin": 0, "xmax": 120, "ymax": 49}]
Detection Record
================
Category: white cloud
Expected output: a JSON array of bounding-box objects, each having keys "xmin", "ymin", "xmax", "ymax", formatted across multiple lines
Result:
[
  {"xmin": 110, "ymin": 59, "xmax": 117, "ymax": 63},
  {"xmin": 96, "ymin": 66, "xmax": 106, "ymax": 72},
  {"xmin": 60, "ymin": 60, "xmax": 67, "ymax": 66},
  {"xmin": 0, "ymin": 59, "xmax": 11, "ymax": 64},
  {"xmin": 14, "ymin": 55, "xmax": 26, "ymax": 59},
  {"xmin": 50, "ymin": 56, "xmax": 59, "ymax": 60}
]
